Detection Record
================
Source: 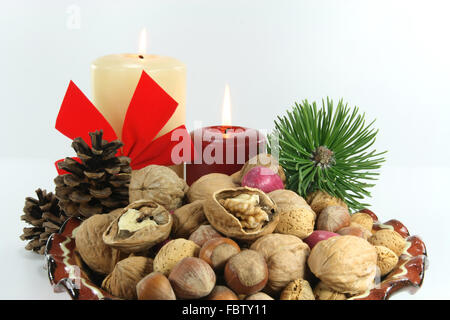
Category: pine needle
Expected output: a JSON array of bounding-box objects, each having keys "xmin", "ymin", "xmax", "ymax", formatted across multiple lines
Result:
[{"xmin": 268, "ymin": 98, "xmax": 386, "ymax": 211}]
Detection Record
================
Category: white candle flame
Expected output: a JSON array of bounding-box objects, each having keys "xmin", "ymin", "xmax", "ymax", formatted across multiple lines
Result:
[
  {"xmin": 222, "ymin": 84, "xmax": 232, "ymax": 126},
  {"xmin": 138, "ymin": 28, "xmax": 148, "ymax": 55}
]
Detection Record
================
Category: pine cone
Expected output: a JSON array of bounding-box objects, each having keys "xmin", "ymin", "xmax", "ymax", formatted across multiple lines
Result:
[
  {"xmin": 54, "ymin": 130, "xmax": 131, "ymax": 219},
  {"xmin": 20, "ymin": 189, "xmax": 67, "ymax": 255}
]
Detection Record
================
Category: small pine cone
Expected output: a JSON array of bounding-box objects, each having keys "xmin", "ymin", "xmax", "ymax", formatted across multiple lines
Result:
[
  {"xmin": 20, "ymin": 189, "xmax": 67, "ymax": 255},
  {"xmin": 54, "ymin": 130, "xmax": 131, "ymax": 219}
]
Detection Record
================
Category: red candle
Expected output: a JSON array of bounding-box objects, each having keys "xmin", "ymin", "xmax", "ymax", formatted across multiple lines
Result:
[
  {"xmin": 186, "ymin": 125, "xmax": 266, "ymax": 185},
  {"xmin": 186, "ymin": 84, "xmax": 266, "ymax": 185}
]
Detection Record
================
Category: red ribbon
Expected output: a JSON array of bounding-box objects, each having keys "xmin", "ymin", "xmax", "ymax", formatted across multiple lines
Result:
[{"xmin": 55, "ymin": 71, "xmax": 193, "ymax": 174}]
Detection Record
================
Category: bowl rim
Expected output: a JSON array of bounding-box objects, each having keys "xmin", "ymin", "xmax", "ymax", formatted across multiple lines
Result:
[{"xmin": 44, "ymin": 211, "xmax": 428, "ymax": 300}]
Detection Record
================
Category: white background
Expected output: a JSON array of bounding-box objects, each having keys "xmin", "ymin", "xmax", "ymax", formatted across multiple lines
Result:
[{"xmin": 1, "ymin": 0, "xmax": 449, "ymax": 299}]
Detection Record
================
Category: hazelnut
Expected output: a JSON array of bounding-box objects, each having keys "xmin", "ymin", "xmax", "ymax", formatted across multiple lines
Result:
[
  {"xmin": 188, "ymin": 224, "xmax": 222, "ymax": 247},
  {"xmin": 268, "ymin": 189, "xmax": 308, "ymax": 208},
  {"xmin": 269, "ymin": 189, "xmax": 316, "ymax": 239},
  {"xmin": 101, "ymin": 256, "xmax": 153, "ymax": 300},
  {"xmin": 136, "ymin": 272, "xmax": 176, "ymax": 300},
  {"xmin": 199, "ymin": 237, "xmax": 240, "ymax": 270},
  {"xmin": 153, "ymin": 239, "xmax": 200, "ymax": 276},
  {"xmin": 187, "ymin": 173, "xmax": 237, "ymax": 203},
  {"xmin": 308, "ymin": 235, "xmax": 377, "ymax": 295},
  {"xmin": 369, "ymin": 229, "xmax": 406, "ymax": 256},
  {"xmin": 306, "ymin": 190, "xmax": 348, "ymax": 215},
  {"xmin": 374, "ymin": 245, "xmax": 399, "ymax": 276},
  {"xmin": 314, "ymin": 282, "xmax": 347, "ymax": 300},
  {"xmin": 350, "ymin": 212, "xmax": 374, "ymax": 231},
  {"xmin": 316, "ymin": 205, "xmax": 350, "ymax": 232},
  {"xmin": 280, "ymin": 279, "xmax": 315, "ymax": 300},
  {"xmin": 245, "ymin": 292, "xmax": 274, "ymax": 300},
  {"xmin": 250, "ymin": 233, "xmax": 310, "ymax": 294},
  {"xmin": 224, "ymin": 249, "xmax": 269, "ymax": 295},
  {"xmin": 206, "ymin": 286, "xmax": 239, "ymax": 300},
  {"xmin": 171, "ymin": 200, "xmax": 207, "ymax": 238},
  {"xmin": 337, "ymin": 225, "xmax": 371, "ymax": 240},
  {"xmin": 168, "ymin": 257, "xmax": 216, "ymax": 299}
]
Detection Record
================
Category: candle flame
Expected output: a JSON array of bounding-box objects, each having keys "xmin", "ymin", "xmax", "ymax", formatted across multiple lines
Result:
[
  {"xmin": 222, "ymin": 84, "xmax": 232, "ymax": 126},
  {"xmin": 138, "ymin": 28, "xmax": 148, "ymax": 55}
]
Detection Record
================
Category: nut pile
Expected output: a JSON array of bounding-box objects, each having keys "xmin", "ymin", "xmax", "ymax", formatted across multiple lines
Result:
[{"xmin": 73, "ymin": 157, "xmax": 407, "ymax": 300}]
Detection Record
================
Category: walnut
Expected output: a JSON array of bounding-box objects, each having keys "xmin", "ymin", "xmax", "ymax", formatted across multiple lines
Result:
[
  {"xmin": 306, "ymin": 190, "xmax": 348, "ymax": 215},
  {"xmin": 103, "ymin": 200, "xmax": 172, "ymax": 253},
  {"xmin": 307, "ymin": 235, "xmax": 377, "ymax": 295},
  {"xmin": 369, "ymin": 229, "xmax": 406, "ymax": 256},
  {"xmin": 129, "ymin": 165, "xmax": 188, "ymax": 211},
  {"xmin": 231, "ymin": 153, "xmax": 286, "ymax": 185},
  {"xmin": 269, "ymin": 189, "xmax": 316, "ymax": 239},
  {"xmin": 171, "ymin": 200, "xmax": 207, "ymax": 238},
  {"xmin": 219, "ymin": 194, "xmax": 269, "ymax": 230},
  {"xmin": 280, "ymin": 279, "xmax": 315, "ymax": 300},
  {"xmin": 102, "ymin": 256, "xmax": 153, "ymax": 299},
  {"xmin": 250, "ymin": 233, "xmax": 310, "ymax": 294},
  {"xmin": 203, "ymin": 187, "xmax": 279, "ymax": 241},
  {"xmin": 314, "ymin": 281, "xmax": 347, "ymax": 300},
  {"xmin": 187, "ymin": 173, "xmax": 237, "ymax": 203},
  {"xmin": 75, "ymin": 213, "xmax": 122, "ymax": 275},
  {"xmin": 374, "ymin": 245, "xmax": 399, "ymax": 276},
  {"xmin": 153, "ymin": 239, "xmax": 200, "ymax": 276}
]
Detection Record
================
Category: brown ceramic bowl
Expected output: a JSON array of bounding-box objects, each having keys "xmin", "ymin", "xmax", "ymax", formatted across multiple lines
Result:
[{"xmin": 45, "ymin": 210, "xmax": 428, "ymax": 300}]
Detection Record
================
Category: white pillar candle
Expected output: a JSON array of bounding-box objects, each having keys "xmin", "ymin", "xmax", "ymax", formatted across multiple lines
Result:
[{"xmin": 91, "ymin": 53, "xmax": 186, "ymax": 141}]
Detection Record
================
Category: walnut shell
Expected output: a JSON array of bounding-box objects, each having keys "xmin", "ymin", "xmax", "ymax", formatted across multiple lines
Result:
[
  {"xmin": 203, "ymin": 187, "xmax": 279, "ymax": 241},
  {"xmin": 171, "ymin": 200, "xmax": 206, "ymax": 238},
  {"xmin": 308, "ymin": 235, "xmax": 377, "ymax": 295},
  {"xmin": 103, "ymin": 200, "xmax": 173, "ymax": 253},
  {"xmin": 231, "ymin": 153, "xmax": 286, "ymax": 184},
  {"xmin": 187, "ymin": 173, "xmax": 237, "ymax": 203},
  {"xmin": 250, "ymin": 233, "xmax": 310, "ymax": 293},
  {"xmin": 270, "ymin": 189, "xmax": 316, "ymax": 239},
  {"xmin": 314, "ymin": 281, "xmax": 347, "ymax": 300},
  {"xmin": 75, "ymin": 213, "xmax": 122, "ymax": 275},
  {"xmin": 129, "ymin": 165, "xmax": 188, "ymax": 211},
  {"xmin": 306, "ymin": 190, "xmax": 348, "ymax": 215},
  {"xmin": 101, "ymin": 256, "xmax": 153, "ymax": 300}
]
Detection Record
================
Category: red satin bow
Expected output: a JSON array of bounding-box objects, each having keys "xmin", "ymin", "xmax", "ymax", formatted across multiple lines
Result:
[{"xmin": 55, "ymin": 71, "xmax": 193, "ymax": 174}]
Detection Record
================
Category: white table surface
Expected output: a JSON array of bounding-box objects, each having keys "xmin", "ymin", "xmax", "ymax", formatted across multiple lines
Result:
[{"xmin": 1, "ymin": 157, "xmax": 447, "ymax": 300}]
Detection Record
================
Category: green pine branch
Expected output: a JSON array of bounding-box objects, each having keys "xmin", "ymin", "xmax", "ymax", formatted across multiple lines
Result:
[{"xmin": 268, "ymin": 98, "xmax": 387, "ymax": 211}]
